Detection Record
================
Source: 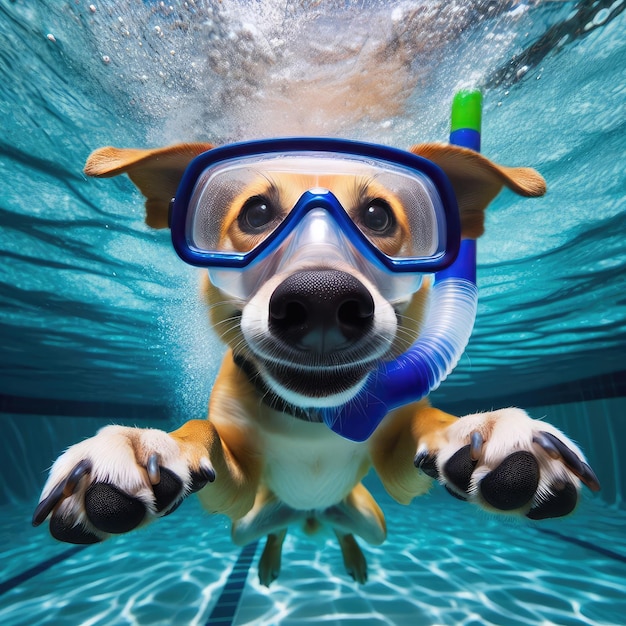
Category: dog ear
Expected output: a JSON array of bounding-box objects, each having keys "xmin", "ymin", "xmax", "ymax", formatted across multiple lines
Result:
[
  {"xmin": 84, "ymin": 143, "xmax": 214, "ymax": 228},
  {"xmin": 409, "ymin": 144, "xmax": 546, "ymax": 239}
]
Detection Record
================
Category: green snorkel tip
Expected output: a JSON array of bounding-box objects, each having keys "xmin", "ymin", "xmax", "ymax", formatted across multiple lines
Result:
[
  {"xmin": 450, "ymin": 90, "xmax": 482, "ymax": 152},
  {"xmin": 451, "ymin": 90, "xmax": 483, "ymax": 133}
]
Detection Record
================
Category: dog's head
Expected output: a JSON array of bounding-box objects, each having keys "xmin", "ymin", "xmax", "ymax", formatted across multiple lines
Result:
[{"xmin": 85, "ymin": 142, "xmax": 545, "ymax": 409}]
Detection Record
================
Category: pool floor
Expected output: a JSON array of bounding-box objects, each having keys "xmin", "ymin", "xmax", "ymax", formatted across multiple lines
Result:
[{"xmin": 1, "ymin": 484, "xmax": 625, "ymax": 625}]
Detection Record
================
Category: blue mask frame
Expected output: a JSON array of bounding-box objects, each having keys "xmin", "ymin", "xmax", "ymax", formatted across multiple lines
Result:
[
  {"xmin": 169, "ymin": 137, "xmax": 461, "ymax": 276},
  {"xmin": 169, "ymin": 91, "xmax": 482, "ymax": 442}
]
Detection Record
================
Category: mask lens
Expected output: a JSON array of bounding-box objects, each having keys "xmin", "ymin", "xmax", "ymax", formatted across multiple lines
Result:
[
  {"xmin": 354, "ymin": 169, "xmax": 444, "ymax": 261},
  {"xmin": 186, "ymin": 162, "xmax": 277, "ymax": 254},
  {"xmin": 184, "ymin": 152, "xmax": 447, "ymax": 267}
]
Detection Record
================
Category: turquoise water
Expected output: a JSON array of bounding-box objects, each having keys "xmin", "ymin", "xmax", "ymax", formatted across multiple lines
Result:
[
  {"xmin": 2, "ymin": 487, "xmax": 626, "ymax": 625},
  {"xmin": 1, "ymin": 1, "xmax": 625, "ymax": 624}
]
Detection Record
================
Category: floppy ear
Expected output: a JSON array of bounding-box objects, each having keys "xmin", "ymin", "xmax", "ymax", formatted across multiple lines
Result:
[
  {"xmin": 409, "ymin": 143, "xmax": 546, "ymax": 239},
  {"xmin": 84, "ymin": 143, "xmax": 214, "ymax": 228}
]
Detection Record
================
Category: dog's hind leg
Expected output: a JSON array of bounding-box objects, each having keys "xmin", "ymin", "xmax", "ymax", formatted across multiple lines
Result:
[
  {"xmin": 333, "ymin": 530, "xmax": 368, "ymax": 584},
  {"xmin": 319, "ymin": 482, "xmax": 387, "ymax": 546},
  {"xmin": 317, "ymin": 483, "xmax": 385, "ymax": 584},
  {"xmin": 231, "ymin": 486, "xmax": 305, "ymax": 546},
  {"xmin": 232, "ymin": 488, "xmax": 301, "ymax": 586},
  {"xmin": 258, "ymin": 528, "xmax": 288, "ymax": 587}
]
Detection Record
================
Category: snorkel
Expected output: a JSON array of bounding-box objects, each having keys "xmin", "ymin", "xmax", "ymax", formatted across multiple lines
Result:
[{"xmin": 320, "ymin": 91, "xmax": 482, "ymax": 441}]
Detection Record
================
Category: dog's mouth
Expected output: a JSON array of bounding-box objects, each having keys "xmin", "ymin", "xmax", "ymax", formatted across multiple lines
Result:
[
  {"xmin": 263, "ymin": 361, "xmax": 372, "ymax": 400},
  {"xmin": 239, "ymin": 268, "xmax": 399, "ymax": 408}
]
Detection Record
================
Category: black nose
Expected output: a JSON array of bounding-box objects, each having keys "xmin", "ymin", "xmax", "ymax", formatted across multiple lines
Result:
[{"xmin": 269, "ymin": 270, "xmax": 375, "ymax": 353}]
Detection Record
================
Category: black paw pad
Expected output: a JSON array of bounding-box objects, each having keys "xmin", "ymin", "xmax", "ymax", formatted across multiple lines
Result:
[
  {"xmin": 85, "ymin": 483, "xmax": 146, "ymax": 534},
  {"xmin": 480, "ymin": 451, "xmax": 539, "ymax": 511},
  {"xmin": 152, "ymin": 468, "xmax": 183, "ymax": 512},
  {"xmin": 444, "ymin": 445, "xmax": 477, "ymax": 493},
  {"xmin": 50, "ymin": 515, "xmax": 102, "ymax": 544},
  {"xmin": 527, "ymin": 482, "xmax": 578, "ymax": 520}
]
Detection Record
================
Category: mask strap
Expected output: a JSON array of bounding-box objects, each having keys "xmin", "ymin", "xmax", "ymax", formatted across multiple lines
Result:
[{"xmin": 321, "ymin": 91, "xmax": 482, "ymax": 442}]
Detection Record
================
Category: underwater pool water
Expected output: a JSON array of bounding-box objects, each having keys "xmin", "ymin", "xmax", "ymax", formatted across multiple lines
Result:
[
  {"xmin": 2, "ymin": 481, "xmax": 626, "ymax": 625},
  {"xmin": 1, "ymin": 0, "xmax": 625, "ymax": 624}
]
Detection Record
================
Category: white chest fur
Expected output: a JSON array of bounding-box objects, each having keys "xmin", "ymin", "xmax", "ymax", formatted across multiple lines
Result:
[{"xmin": 259, "ymin": 418, "xmax": 370, "ymax": 511}]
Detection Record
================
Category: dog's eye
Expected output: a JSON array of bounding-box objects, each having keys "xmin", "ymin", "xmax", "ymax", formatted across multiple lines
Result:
[
  {"xmin": 238, "ymin": 196, "xmax": 276, "ymax": 232},
  {"xmin": 361, "ymin": 200, "xmax": 395, "ymax": 234}
]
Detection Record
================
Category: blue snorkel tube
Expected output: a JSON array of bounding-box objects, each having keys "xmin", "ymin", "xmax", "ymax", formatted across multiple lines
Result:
[{"xmin": 321, "ymin": 91, "xmax": 482, "ymax": 442}]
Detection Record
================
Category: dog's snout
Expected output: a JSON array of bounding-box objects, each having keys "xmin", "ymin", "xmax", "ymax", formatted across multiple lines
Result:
[{"xmin": 269, "ymin": 270, "xmax": 374, "ymax": 352}]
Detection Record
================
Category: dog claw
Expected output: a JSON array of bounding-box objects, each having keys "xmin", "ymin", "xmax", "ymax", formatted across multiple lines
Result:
[
  {"xmin": 533, "ymin": 432, "xmax": 560, "ymax": 459},
  {"xmin": 32, "ymin": 459, "xmax": 92, "ymax": 527},
  {"xmin": 579, "ymin": 461, "xmax": 601, "ymax": 492},
  {"xmin": 64, "ymin": 459, "xmax": 92, "ymax": 494},
  {"xmin": 147, "ymin": 453, "xmax": 161, "ymax": 485},
  {"xmin": 469, "ymin": 431, "xmax": 483, "ymax": 461},
  {"xmin": 414, "ymin": 449, "xmax": 439, "ymax": 478},
  {"xmin": 32, "ymin": 482, "xmax": 65, "ymax": 527},
  {"xmin": 199, "ymin": 458, "xmax": 216, "ymax": 483},
  {"xmin": 414, "ymin": 450, "xmax": 428, "ymax": 468},
  {"xmin": 189, "ymin": 458, "xmax": 216, "ymax": 492},
  {"xmin": 535, "ymin": 431, "xmax": 601, "ymax": 492}
]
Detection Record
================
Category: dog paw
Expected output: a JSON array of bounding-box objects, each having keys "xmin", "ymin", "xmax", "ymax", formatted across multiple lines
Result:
[
  {"xmin": 32, "ymin": 425, "xmax": 215, "ymax": 543},
  {"xmin": 415, "ymin": 408, "xmax": 600, "ymax": 519}
]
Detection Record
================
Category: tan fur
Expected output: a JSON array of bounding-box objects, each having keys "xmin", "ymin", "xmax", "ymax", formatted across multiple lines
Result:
[
  {"xmin": 258, "ymin": 529, "xmax": 288, "ymax": 587},
  {"xmin": 85, "ymin": 143, "xmax": 213, "ymax": 228},
  {"xmin": 410, "ymin": 143, "xmax": 547, "ymax": 238},
  {"xmin": 334, "ymin": 530, "xmax": 369, "ymax": 584},
  {"xmin": 370, "ymin": 402, "xmax": 458, "ymax": 505},
  {"xmin": 79, "ymin": 140, "xmax": 548, "ymax": 581},
  {"xmin": 168, "ymin": 418, "xmax": 259, "ymax": 520}
]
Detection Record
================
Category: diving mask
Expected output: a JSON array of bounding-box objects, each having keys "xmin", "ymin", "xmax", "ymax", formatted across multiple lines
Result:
[{"xmin": 169, "ymin": 138, "xmax": 461, "ymax": 300}]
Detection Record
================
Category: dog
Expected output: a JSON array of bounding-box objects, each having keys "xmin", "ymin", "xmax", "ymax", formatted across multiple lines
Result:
[{"xmin": 33, "ymin": 139, "xmax": 600, "ymax": 586}]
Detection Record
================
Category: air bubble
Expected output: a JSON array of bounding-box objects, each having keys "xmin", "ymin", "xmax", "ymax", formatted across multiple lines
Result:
[{"xmin": 516, "ymin": 65, "xmax": 529, "ymax": 80}]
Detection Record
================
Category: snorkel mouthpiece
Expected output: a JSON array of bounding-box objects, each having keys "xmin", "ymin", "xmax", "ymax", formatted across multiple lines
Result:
[{"xmin": 321, "ymin": 91, "xmax": 482, "ymax": 442}]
